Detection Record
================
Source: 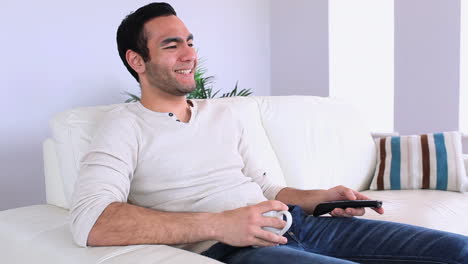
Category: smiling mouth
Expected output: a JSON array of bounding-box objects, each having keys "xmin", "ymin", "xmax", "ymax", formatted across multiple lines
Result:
[{"xmin": 174, "ymin": 68, "xmax": 193, "ymax": 75}]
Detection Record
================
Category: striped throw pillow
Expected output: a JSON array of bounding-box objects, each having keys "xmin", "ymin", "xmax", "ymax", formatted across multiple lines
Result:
[{"xmin": 370, "ymin": 132, "xmax": 468, "ymax": 192}]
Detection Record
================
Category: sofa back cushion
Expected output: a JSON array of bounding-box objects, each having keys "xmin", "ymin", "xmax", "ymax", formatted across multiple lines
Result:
[
  {"xmin": 50, "ymin": 104, "xmax": 124, "ymax": 207},
  {"xmin": 47, "ymin": 96, "xmax": 376, "ymax": 208},
  {"xmin": 252, "ymin": 96, "xmax": 376, "ymax": 191},
  {"xmin": 48, "ymin": 97, "xmax": 286, "ymax": 208}
]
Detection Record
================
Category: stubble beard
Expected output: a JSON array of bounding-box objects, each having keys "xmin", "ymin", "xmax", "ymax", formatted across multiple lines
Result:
[{"xmin": 146, "ymin": 62, "xmax": 196, "ymax": 97}]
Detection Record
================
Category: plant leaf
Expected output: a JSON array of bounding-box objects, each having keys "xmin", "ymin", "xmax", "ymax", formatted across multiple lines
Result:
[{"xmin": 123, "ymin": 91, "xmax": 141, "ymax": 102}]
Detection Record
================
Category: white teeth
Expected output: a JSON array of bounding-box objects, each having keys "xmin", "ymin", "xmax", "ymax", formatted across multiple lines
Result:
[{"xmin": 175, "ymin": 69, "xmax": 192, "ymax": 74}]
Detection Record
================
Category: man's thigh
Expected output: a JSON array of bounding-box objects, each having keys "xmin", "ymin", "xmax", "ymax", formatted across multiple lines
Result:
[
  {"xmin": 223, "ymin": 245, "xmax": 356, "ymax": 264},
  {"xmin": 201, "ymin": 239, "xmax": 356, "ymax": 264},
  {"xmin": 290, "ymin": 206, "xmax": 468, "ymax": 264}
]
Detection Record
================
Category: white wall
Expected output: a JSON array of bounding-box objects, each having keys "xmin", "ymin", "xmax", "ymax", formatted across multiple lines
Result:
[
  {"xmin": 394, "ymin": 0, "xmax": 461, "ymax": 137},
  {"xmin": 461, "ymin": 0, "xmax": 468, "ymax": 152},
  {"xmin": 270, "ymin": 0, "xmax": 329, "ymax": 96},
  {"xmin": 0, "ymin": 0, "xmax": 271, "ymax": 210},
  {"xmin": 175, "ymin": 0, "xmax": 271, "ymax": 97}
]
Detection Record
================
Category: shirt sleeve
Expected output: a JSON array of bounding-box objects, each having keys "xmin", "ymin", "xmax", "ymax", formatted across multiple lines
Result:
[
  {"xmin": 229, "ymin": 105, "xmax": 286, "ymax": 200},
  {"xmin": 69, "ymin": 115, "xmax": 139, "ymax": 247}
]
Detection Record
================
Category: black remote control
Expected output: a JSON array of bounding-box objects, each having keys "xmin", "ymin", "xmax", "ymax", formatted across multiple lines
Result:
[{"xmin": 312, "ymin": 200, "xmax": 383, "ymax": 217}]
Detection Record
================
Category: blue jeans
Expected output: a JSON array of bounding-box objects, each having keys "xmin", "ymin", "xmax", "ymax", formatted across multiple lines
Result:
[{"xmin": 201, "ymin": 205, "xmax": 468, "ymax": 264}]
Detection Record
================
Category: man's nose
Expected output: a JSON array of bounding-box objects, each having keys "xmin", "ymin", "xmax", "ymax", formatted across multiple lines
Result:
[{"xmin": 180, "ymin": 43, "xmax": 196, "ymax": 62}]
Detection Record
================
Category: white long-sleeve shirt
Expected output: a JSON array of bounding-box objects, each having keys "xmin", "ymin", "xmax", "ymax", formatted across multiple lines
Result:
[{"xmin": 70, "ymin": 99, "xmax": 285, "ymax": 253}]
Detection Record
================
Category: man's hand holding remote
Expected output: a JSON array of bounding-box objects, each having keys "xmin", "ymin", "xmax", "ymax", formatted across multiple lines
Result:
[{"xmin": 321, "ymin": 185, "xmax": 385, "ymax": 217}]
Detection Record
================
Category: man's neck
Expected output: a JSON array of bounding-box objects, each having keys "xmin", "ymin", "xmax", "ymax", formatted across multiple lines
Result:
[{"xmin": 140, "ymin": 88, "xmax": 192, "ymax": 123}]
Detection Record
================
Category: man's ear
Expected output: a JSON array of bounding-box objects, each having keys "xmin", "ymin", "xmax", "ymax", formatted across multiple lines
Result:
[{"xmin": 126, "ymin": 50, "xmax": 145, "ymax": 74}]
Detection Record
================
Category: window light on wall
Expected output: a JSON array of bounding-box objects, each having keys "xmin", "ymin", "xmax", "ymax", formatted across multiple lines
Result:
[{"xmin": 328, "ymin": 0, "xmax": 394, "ymax": 133}]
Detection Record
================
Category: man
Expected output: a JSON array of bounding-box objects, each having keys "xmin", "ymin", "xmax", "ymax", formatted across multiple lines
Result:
[{"xmin": 70, "ymin": 2, "xmax": 468, "ymax": 263}]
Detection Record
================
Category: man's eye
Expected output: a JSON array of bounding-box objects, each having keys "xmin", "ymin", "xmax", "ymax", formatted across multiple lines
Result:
[
  {"xmin": 188, "ymin": 43, "xmax": 194, "ymax": 47},
  {"xmin": 164, "ymin": 46, "xmax": 177, "ymax": 49}
]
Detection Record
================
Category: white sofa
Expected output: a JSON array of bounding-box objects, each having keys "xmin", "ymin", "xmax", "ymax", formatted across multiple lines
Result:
[{"xmin": 1, "ymin": 96, "xmax": 468, "ymax": 263}]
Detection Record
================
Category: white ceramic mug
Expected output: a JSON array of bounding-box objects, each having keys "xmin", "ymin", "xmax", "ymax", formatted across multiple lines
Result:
[{"xmin": 262, "ymin": 210, "xmax": 293, "ymax": 236}]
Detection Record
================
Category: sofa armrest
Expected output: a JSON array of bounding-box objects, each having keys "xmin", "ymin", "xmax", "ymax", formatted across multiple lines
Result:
[
  {"xmin": 464, "ymin": 134, "xmax": 467, "ymax": 177},
  {"xmin": 43, "ymin": 138, "xmax": 69, "ymax": 209},
  {"xmin": 0, "ymin": 205, "xmax": 222, "ymax": 264},
  {"xmin": 371, "ymin": 132, "xmax": 399, "ymax": 139},
  {"xmin": 464, "ymin": 155, "xmax": 468, "ymax": 177}
]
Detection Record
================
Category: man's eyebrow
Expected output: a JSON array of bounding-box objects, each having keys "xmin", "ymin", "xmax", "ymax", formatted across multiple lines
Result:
[{"xmin": 160, "ymin": 34, "xmax": 194, "ymax": 47}]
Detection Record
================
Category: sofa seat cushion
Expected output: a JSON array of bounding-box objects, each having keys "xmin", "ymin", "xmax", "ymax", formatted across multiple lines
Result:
[
  {"xmin": 360, "ymin": 190, "xmax": 468, "ymax": 236},
  {"xmin": 0, "ymin": 205, "xmax": 221, "ymax": 264}
]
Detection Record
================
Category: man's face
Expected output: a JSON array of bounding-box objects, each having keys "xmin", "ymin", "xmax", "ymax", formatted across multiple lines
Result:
[{"xmin": 142, "ymin": 15, "xmax": 197, "ymax": 96}]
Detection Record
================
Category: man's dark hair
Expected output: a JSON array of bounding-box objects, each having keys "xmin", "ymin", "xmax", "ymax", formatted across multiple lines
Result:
[{"xmin": 117, "ymin": 2, "xmax": 177, "ymax": 82}]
